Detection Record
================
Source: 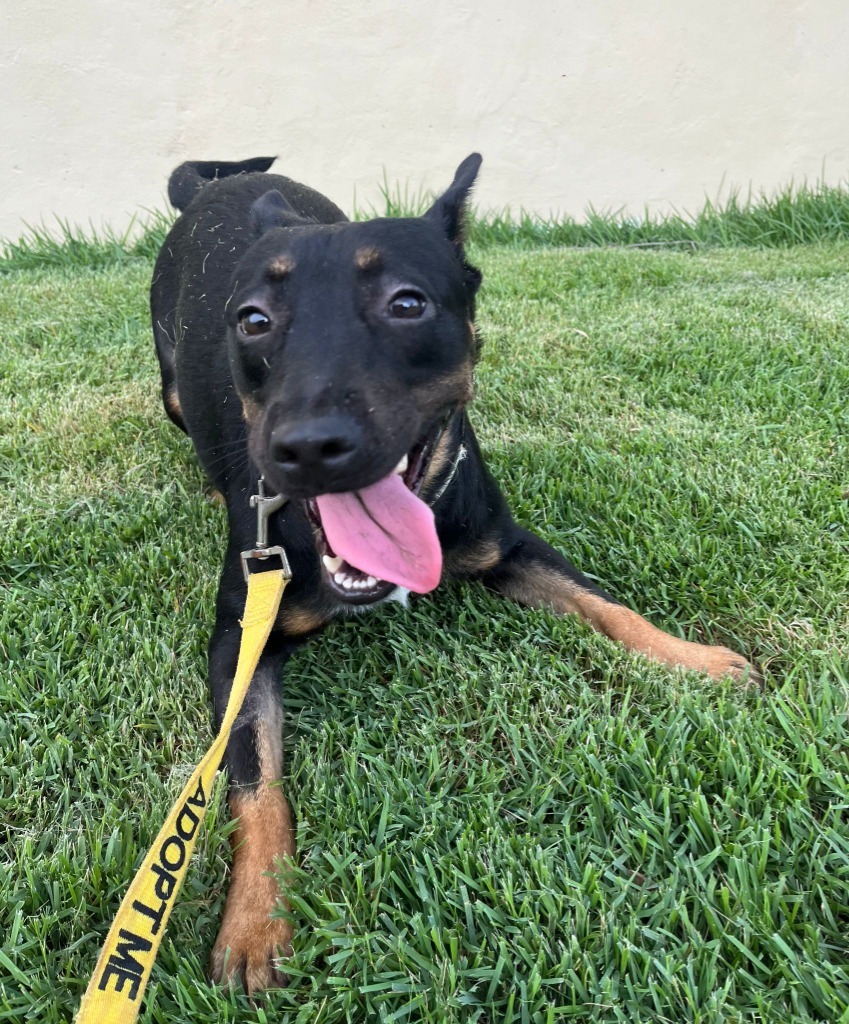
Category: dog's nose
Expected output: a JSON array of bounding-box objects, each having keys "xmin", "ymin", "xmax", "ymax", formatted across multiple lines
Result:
[{"xmin": 269, "ymin": 416, "xmax": 363, "ymax": 479}]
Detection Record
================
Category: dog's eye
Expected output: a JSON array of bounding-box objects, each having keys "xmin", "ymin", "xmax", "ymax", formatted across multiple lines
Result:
[
  {"xmin": 387, "ymin": 291, "xmax": 426, "ymax": 320},
  {"xmin": 238, "ymin": 308, "xmax": 272, "ymax": 337}
]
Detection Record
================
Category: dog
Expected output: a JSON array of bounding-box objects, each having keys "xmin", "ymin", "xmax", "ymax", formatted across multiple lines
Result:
[{"xmin": 150, "ymin": 154, "xmax": 757, "ymax": 993}]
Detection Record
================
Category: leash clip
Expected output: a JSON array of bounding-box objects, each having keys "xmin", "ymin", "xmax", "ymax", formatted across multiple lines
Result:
[{"xmin": 240, "ymin": 477, "xmax": 292, "ymax": 582}]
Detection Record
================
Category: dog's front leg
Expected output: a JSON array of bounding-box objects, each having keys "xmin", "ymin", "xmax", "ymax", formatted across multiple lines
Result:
[
  {"xmin": 480, "ymin": 526, "xmax": 759, "ymax": 682},
  {"xmin": 206, "ymin": 553, "xmax": 295, "ymax": 993}
]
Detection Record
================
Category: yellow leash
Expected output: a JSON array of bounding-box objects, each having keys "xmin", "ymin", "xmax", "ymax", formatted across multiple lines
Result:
[{"xmin": 76, "ymin": 565, "xmax": 288, "ymax": 1024}]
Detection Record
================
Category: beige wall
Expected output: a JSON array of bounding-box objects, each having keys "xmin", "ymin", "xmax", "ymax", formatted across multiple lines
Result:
[{"xmin": 2, "ymin": 1, "xmax": 848, "ymax": 240}]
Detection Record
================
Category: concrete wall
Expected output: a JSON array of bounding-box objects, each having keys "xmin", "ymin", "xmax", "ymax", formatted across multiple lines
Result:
[{"xmin": 2, "ymin": 1, "xmax": 848, "ymax": 240}]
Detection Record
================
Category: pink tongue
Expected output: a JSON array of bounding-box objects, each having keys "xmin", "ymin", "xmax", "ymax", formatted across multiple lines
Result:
[{"xmin": 315, "ymin": 472, "xmax": 442, "ymax": 593}]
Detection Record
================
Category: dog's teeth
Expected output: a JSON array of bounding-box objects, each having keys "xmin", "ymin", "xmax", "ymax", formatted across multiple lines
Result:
[
  {"xmin": 323, "ymin": 554, "xmax": 344, "ymax": 574},
  {"xmin": 330, "ymin": 566, "xmax": 379, "ymax": 592},
  {"xmin": 394, "ymin": 454, "xmax": 408, "ymax": 475}
]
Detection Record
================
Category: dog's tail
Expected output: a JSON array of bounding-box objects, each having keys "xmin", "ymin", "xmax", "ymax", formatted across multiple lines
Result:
[{"xmin": 167, "ymin": 156, "xmax": 277, "ymax": 211}]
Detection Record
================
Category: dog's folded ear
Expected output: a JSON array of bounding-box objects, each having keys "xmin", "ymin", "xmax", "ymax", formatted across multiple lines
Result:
[
  {"xmin": 425, "ymin": 153, "xmax": 482, "ymax": 249},
  {"xmin": 251, "ymin": 190, "xmax": 301, "ymax": 235}
]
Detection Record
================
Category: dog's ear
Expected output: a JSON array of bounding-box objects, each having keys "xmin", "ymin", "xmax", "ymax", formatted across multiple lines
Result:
[
  {"xmin": 425, "ymin": 154, "xmax": 483, "ymax": 298},
  {"xmin": 251, "ymin": 190, "xmax": 298, "ymax": 235},
  {"xmin": 425, "ymin": 153, "xmax": 482, "ymax": 249}
]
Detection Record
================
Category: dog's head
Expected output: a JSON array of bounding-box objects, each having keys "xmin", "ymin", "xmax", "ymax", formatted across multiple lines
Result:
[{"xmin": 226, "ymin": 155, "xmax": 483, "ymax": 602}]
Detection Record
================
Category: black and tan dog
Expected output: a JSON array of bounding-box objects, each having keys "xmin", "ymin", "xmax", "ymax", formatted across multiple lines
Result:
[{"xmin": 150, "ymin": 154, "xmax": 756, "ymax": 993}]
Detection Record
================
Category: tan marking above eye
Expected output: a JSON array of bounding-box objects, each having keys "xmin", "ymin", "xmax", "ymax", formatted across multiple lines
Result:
[
  {"xmin": 354, "ymin": 246, "xmax": 383, "ymax": 271},
  {"xmin": 266, "ymin": 254, "xmax": 296, "ymax": 279}
]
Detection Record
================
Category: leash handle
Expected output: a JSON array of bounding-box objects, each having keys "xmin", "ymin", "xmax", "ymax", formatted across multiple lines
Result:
[{"xmin": 76, "ymin": 568, "xmax": 288, "ymax": 1024}]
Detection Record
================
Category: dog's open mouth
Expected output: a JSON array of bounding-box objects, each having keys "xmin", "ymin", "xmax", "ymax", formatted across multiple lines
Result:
[{"xmin": 304, "ymin": 432, "xmax": 443, "ymax": 604}]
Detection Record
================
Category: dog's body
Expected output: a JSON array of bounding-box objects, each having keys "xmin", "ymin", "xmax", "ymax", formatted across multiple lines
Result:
[{"xmin": 151, "ymin": 155, "xmax": 755, "ymax": 992}]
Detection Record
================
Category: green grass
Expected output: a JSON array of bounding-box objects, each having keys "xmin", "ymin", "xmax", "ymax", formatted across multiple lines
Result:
[
  {"xmin": 1, "ymin": 235, "xmax": 848, "ymax": 1022},
  {"xmin": 469, "ymin": 179, "xmax": 849, "ymax": 249},
  {"xmin": 0, "ymin": 210, "xmax": 174, "ymax": 274},
  {"xmin": 5, "ymin": 176, "xmax": 849, "ymax": 275}
]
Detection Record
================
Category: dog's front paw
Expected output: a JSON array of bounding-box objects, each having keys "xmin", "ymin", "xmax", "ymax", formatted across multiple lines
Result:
[
  {"xmin": 692, "ymin": 644, "xmax": 762, "ymax": 686},
  {"xmin": 209, "ymin": 907, "xmax": 292, "ymax": 994}
]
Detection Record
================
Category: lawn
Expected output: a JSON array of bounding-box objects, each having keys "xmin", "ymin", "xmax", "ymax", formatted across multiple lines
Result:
[{"xmin": 1, "ymin": 231, "xmax": 848, "ymax": 1022}]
